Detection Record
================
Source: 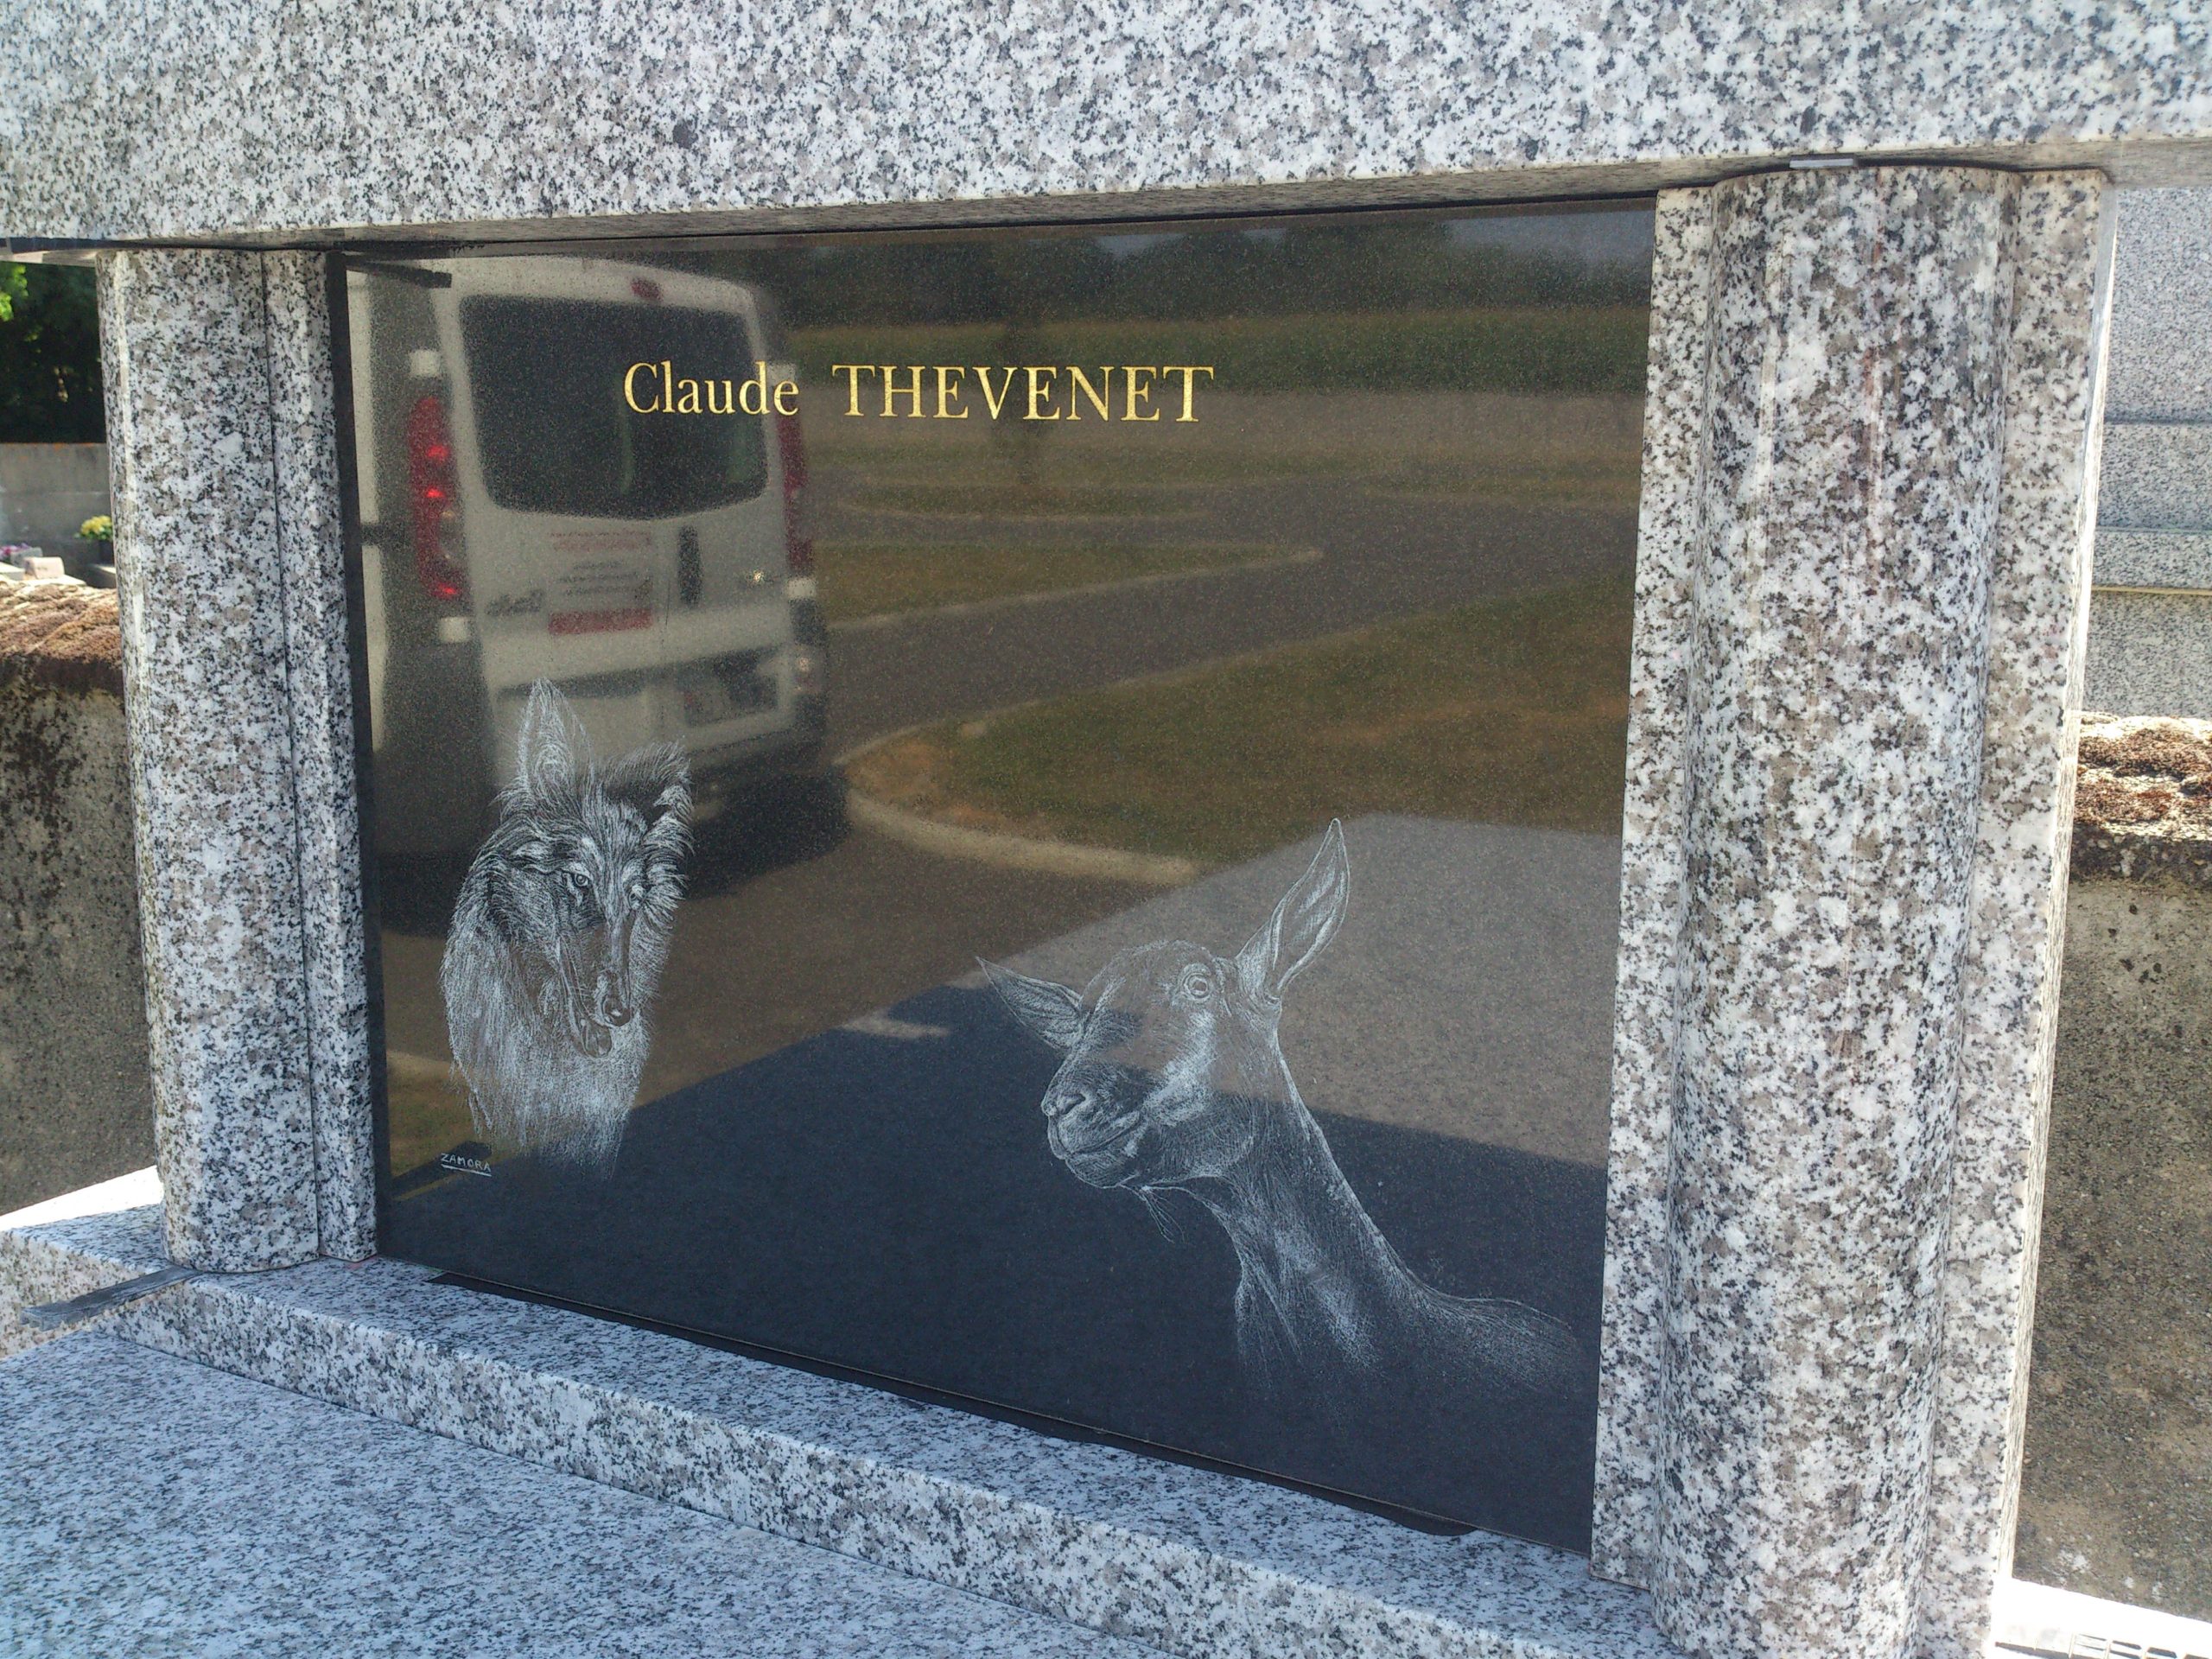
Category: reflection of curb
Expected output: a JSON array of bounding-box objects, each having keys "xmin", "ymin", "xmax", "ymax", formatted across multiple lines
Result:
[
  {"xmin": 843, "ymin": 785, "xmax": 1201, "ymax": 887},
  {"xmin": 831, "ymin": 546, "xmax": 1322, "ymax": 635},
  {"xmin": 385, "ymin": 1050, "xmax": 455, "ymax": 1089}
]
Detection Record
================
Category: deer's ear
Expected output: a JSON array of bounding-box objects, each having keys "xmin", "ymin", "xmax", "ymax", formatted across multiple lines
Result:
[
  {"xmin": 1236, "ymin": 820, "xmax": 1350, "ymax": 1003},
  {"xmin": 515, "ymin": 679, "xmax": 590, "ymax": 798},
  {"xmin": 980, "ymin": 959, "xmax": 1086, "ymax": 1053}
]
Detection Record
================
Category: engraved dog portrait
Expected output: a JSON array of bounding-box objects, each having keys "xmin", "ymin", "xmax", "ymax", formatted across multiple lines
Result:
[
  {"xmin": 982, "ymin": 822, "xmax": 1584, "ymax": 1407},
  {"xmin": 441, "ymin": 679, "xmax": 691, "ymax": 1168}
]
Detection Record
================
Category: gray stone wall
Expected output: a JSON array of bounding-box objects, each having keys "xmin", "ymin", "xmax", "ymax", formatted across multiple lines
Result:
[
  {"xmin": 2086, "ymin": 189, "xmax": 2212, "ymax": 717},
  {"xmin": 0, "ymin": 443, "xmax": 109, "ymax": 545},
  {"xmin": 0, "ymin": 582, "xmax": 151, "ymax": 1215},
  {"xmin": 2015, "ymin": 715, "xmax": 2212, "ymax": 1620}
]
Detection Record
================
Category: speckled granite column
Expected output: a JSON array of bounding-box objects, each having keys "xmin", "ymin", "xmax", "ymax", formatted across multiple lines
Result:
[
  {"xmin": 1916, "ymin": 175, "xmax": 2113, "ymax": 1659},
  {"xmin": 1592, "ymin": 168, "xmax": 2113, "ymax": 1659},
  {"xmin": 99, "ymin": 249, "xmax": 368, "ymax": 1270},
  {"xmin": 1592, "ymin": 185, "xmax": 1713, "ymax": 1594},
  {"xmin": 263, "ymin": 255, "xmax": 375, "ymax": 1262}
]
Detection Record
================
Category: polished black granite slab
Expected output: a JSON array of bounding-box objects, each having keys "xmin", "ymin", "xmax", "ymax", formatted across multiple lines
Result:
[{"xmin": 351, "ymin": 203, "xmax": 1652, "ymax": 1547}]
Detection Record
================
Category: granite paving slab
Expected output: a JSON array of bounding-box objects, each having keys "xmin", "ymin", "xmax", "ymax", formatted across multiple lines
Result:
[
  {"xmin": 2093, "ymin": 528, "xmax": 2212, "ymax": 591},
  {"xmin": 0, "ymin": 1193, "xmax": 1679, "ymax": 1659},
  {"xmin": 0, "ymin": 1331, "xmax": 1164, "ymax": 1658}
]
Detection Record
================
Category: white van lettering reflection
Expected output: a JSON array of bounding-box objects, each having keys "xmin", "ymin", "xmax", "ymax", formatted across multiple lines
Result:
[{"xmin": 484, "ymin": 588, "xmax": 543, "ymax": 618}]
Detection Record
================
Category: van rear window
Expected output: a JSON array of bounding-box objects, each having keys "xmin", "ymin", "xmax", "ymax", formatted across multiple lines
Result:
[{"xmin": 461, "ymin": 297, "xmax": 768, "ymax": 518}]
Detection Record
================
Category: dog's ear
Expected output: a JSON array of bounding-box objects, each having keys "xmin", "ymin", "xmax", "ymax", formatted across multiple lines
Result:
[
  {"xmin": 515, "ymin": 680, "xmax": 589, "ymax": 799},
  {"xmin": 632, "ymin": 745, "xmax": 692, "ymax": 857},
  {"xmin": 596, "ymin": 743, "xmax": 692, "ymax": 871}
]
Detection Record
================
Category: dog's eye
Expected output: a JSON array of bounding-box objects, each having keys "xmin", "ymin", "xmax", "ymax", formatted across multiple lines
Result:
[
  {"xmin": 1178, "ymin": 966, "xmax": 1212, "ymax": 1001},
  {"xmin": 562, "ymin": 870, "xmax": 590, "ymax": 899}
]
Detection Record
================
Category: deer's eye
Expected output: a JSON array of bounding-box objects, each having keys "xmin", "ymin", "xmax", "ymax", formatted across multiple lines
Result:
[{"xmin": 1178, "ymin": 966, "xmax": 1213, "ymax": 1001}]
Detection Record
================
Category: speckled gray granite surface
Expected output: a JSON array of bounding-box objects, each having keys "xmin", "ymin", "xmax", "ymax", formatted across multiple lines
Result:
[
  {"xmin": 0, "ymin": 1203, "xmax": 1678, "ymax": 1659},
  {"xmin": 99, "ymin": 249, "xmax": 322, "ymax": 1273},
  {"xmin": 1923, "ymin": 170, "xmax": 2112, "ymax": 1659},
  {"xmin": 2105, "ymin": 188, "xmax": 2212, "ymax": 422},
  {"xmin": 2094, "ymin": 527, "xmax": 2212, "ymax": 589},
  {"xmin": 1591, "ymin": 167, "xmax": 2111, "ymax": 1659},
  {"xmin": 1663, "ymin": 165, "xmax": 2012, "ymax": 1659},
  {"xmin": 2098, "ymin": 423, "xmax": 2212, "ymax": 532},
  {"xmin": 0, "ymin": 4, "xmax": 2207, "ymax": 242},
  {"xmin": 2076, "ymin": 188, "xmax": 2212, "ymax": 719},
  {"xmin": 0, "ymin": 1172, "xmax": 167, "ymax": 1363},
  {"xmin": 0, "ymin": 1332, "xmax": 1164, "ymax": 1659},
  {"xmin": 263, "ymin": 252, "xmax": 376, "ymax": 1262},
  {"xmin": 1589, "ymin": 185, "xmax": 1708, "ymax": 1593},
  {"xmin": 2084, "ymin": 588, "xmax": 2212, "ymax": 718}
]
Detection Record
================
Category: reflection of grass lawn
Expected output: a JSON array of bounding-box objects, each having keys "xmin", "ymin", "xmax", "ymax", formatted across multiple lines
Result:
[
  {"xmin": 1363, "ymin": 469, "xmax": 1642, "ymax": 509},
  {"xmin": 385, "ymin": 1052, "xmax": 472, "ymax": 1179},
  {"xmin": 793, "ymin": 308, "xmax": 1649, "ymax": 395},
  {"xmin": 845, "ymin": 480, "xmax": 1198, "ymax": 518},
  {"xmin": 817, "ymin": 541, "xmax": 1307, "ymax": 625},
  {"xmin": 845, "ymin": 575, "xmax": 1632, "ymax": 862}
]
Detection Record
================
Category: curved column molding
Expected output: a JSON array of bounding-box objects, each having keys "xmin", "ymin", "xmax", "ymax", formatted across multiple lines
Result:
[
  {"xmin": 1593, "ymin": 168, "xmax": 2113, "ymax": 1659},
  {"xmin": 97, "ymin": 248, "xmax": 372, "ymax": 1271},
  {"xmin": 263, "ymin": 257, "xmax": 376, "ymax": 1263}
]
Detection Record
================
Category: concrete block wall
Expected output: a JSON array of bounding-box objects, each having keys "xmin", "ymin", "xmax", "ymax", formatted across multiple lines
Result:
[
  {"xmin": 0, "ymin": 443, "xmax": 110, "ymax": 544},
  {"xmin": 2086, "ymin": 191, "xmax": 2212, "ymax": 717},
  {"xmin": 0, "ymin": 582, "xmax": 151, "ymax": 1214}
]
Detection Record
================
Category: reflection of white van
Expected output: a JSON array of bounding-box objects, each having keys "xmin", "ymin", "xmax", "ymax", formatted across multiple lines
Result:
[{"xmin": 347, "ymin": 256, "xmax": 830, "ymax": 857}]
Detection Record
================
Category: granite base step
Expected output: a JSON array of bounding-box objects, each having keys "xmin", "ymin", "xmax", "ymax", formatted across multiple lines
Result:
[
  {"xmin": 0, "ymin": 1176, "xmax": 1676, "ymax": 1659},
  {"xmin": 2, "ymin": 1331, "xmax": 1160, "ymax": 1657}
]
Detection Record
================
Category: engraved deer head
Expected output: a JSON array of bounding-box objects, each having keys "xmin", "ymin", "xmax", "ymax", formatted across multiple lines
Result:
[
  {"xmin": 982, "ymin": 822, "xmax": 1348, "ymax": 1194},
  {"xmin": 985, "ymin": 819, "xmax": 1584, "ymax": 1404}
]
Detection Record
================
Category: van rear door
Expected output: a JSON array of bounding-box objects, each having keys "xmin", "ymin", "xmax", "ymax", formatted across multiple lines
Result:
[{"xmin": 446, "ymin": 274, "xmax": 798, "ymax": 774}]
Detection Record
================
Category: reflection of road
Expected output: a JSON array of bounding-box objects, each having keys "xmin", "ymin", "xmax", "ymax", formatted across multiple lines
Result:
[
  {"xmin": 380, "ymin": 486, "xmax": 1637, "ymax": 1135},
  {"xmin": 823, "ymin": 480, "xmax": 1634, "ymax": 756},
  {"xmin": 641, "ymin": 829, "xmax": 1140, "ymax": 1103},
  {"xmin": 995, "ymin": 817, "xmax": 1620, "ymax": 1166}
]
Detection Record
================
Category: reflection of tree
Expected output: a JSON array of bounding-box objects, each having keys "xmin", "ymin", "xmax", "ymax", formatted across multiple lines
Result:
[
  {"xmin": 643, "ymin": 211, "xmax": 1651, "ymax": 332},
  {"xmin": 0, "ymin": 263, "xmax": 103, "ymax": 443}
]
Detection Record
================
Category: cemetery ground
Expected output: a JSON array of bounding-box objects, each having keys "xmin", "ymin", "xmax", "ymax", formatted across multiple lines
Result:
[{"xmin": 2012, "ymin": 721, "xmax": 2212, "ymax": 1624}]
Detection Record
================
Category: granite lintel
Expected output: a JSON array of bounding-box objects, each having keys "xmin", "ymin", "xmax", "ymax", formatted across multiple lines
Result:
[
  {"xmin": 0, "ymin": 150, "xmax": 2161, "ymax": 257},
  {"xmin": 3, "ymin": 0, "xmax": 2206, "ymax": 246},
  {"xmin": 1, "ymin": 1196, "xmax": 1679, "ymax": 1659}
]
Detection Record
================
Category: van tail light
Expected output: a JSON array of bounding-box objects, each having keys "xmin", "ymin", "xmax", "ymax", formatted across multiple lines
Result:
[
  {"xmin": 405, "ymin": 394, "xmax": 468, "ymax": 607},
  {"xmin": 775, "ymin": 408, "xmax": 813, "ymax": 577}
]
